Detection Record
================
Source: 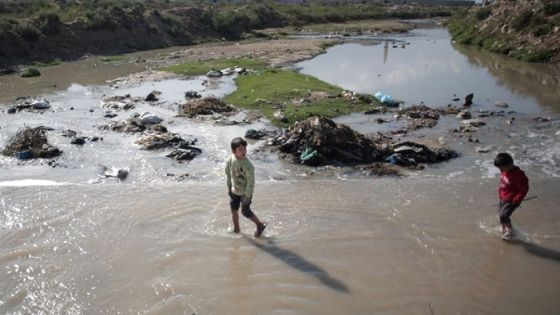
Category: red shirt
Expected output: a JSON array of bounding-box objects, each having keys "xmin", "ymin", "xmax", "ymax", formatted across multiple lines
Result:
[{"xmin": 499, "ymin": 166, "xmax": 529, "ymax": 204}]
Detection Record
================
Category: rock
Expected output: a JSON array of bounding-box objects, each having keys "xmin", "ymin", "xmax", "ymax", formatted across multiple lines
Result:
[
  {"xmin": 534, "ymin": 117, "xmax": 551, "ymax": 122},
  {"xmin": 139, "ymin": 112, "xmax": 163, "ymax": 125},
  {"xmin": 245, "ymin": 129, "xmax": 267, "ymax": 140},
  {"xmin": 397, "ymin": 105, "xmax": 440, "ymax": 120},
  {"xmin": 206, "ymin": 70, "xmax": 223, "ymax": 78},
  {"xmin": 459, "ymin": 125, "xmax": 479, "ymax": 133},
  {"xmin": 2, "ymin": 127, "xmax": 62, "ymax": 159},
  {"xmin": 476, "ymin": 145, "xmax": 494, "ymax": 153},
  {"xmin": 214, "ymin": 118, "xmax": 238, "ymax": 126},
  {"xmin": 104, "ymin": 112, "xmax": 118, "ymax": 118},
  {"xmin": 452, "ymin": 97, "xmax": 460, "ymax": 101},
  {"xmin": 464, "ymin": 93, "xmax": 474, "ymax": 106},
  {"xmin": 457, "ymin": 110, "xmax": 472, "ymax": 119},
  {"xmin": 357, "ymin": 163, "xmax": 401, "ymax": 176},
  {"xmin": 438, "ymin": 106, "xmax": 462, "ymax": 115},
  {"xmin": 166, "ymin": 147, "xmax": 202, "ymax": 161},
  {"xmin": 13, "ymin": 97, "xmax": 50, "ymax": 111},
  {"xmin": 181, "ymin": 97, "xmax": 235, "ymax": 118},
  {"xmin": 145, "ymin": 93, "xmax": 158, "ymax": 102},
  {"xmin": 273, "ymin": 110, "xmax": 288, "ymax": 123},
  {"xmin": 185, "ymin": 90, "xmax": 202, "ymax": 99},
  {"xmin": 233, "ymin": 67, "xmax": 246, "ymax": 74},
  {"xmin": 100, "ymin": 95, "xmax": 136, "ymax": 110},
  {"xmin": 461, "ymin": 119, "xmax": 486, "ymax": 127},
  {"xmin": 70, "ymin": 137, "xmax": 86, "ymax": 145},
  {"xmin": 135, "ymin": 132, "xmax": 197, "ymax": 150},
  {"xmin": 363, "ymin": 107, "xmax": 387, "ymax": 115},
  {"xmin": 221, "ymin": 67, "xmax": 235, "ymax": 76},
  {"xmin": 104, "ymin": 167, "xmax": 129, "ymax": 180},
  {"xmin": 408, "ymin": 119, "xmax": 437, "ymax": 130},
  {"xmin": 7, "ymin": 107, "xmax": 16, "ymax": 114},
  {"xmin": 61, "ymin": 130, "xmax": 77, "ymax": 138},
  {"xmin": 495, "ymin": 101, "xmax": 509, "ymax": 108}
]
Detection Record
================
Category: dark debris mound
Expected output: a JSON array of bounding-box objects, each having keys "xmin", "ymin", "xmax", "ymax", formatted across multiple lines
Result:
[
  {"xmin": 181, "ymin": 97, "xmax": 236, "ymax": 118},
  {"xmin": 269, "ymin": 116, "xmax": 384, "ymax": 166},
  {"xmin": 386, "ymin": 142, "xmax": 458, "ymax": 167},
  {"xmin": 2, "ymin": 127, "xmax": 62, "ymax": 159}
]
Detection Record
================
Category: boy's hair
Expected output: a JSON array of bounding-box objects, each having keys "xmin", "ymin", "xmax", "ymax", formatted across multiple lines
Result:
[
  {"xmin": 231, "ymin": 137, "xmax": 247, "ymax": 151},
  {"xmin": 494, "ymin": 152, "xmax": 514, "ymax": 167}
]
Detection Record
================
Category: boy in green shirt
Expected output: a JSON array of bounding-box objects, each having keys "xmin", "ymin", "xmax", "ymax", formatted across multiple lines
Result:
[{"xmin": 225, "ymin": 137, "xmax": 267, "ymax": 237}]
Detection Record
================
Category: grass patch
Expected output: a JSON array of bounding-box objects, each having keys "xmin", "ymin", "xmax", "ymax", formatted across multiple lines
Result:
[
  {"xmin": 21, "ymin": 67, "xmax": 41, "ymax": 77},
  {"xmin": 99, "ymin": 55, "xmax": 127, "ymax": 62},
  {"xmin": 32, "ymin": 59, "xmax": 62, "ymax": 67},
  {"xmin": 161, "ymin": 58, "xmax": 268, "ymax": 76},
  {"xmin": 224, "ymin": 69, "xmax": 380, "ymax": 127}
]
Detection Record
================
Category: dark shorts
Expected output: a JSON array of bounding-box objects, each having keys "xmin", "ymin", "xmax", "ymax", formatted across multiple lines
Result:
[
  {"xmin": 498, "ymin": 201, "xmax": 518, "ymax": 224},
  {"xmin": 229, "ymin": 192, "xmax": 254, "ymax": 218}
]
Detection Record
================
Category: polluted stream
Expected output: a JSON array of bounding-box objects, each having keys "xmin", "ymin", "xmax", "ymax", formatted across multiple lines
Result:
[{"xmin": 1, "ymin": 26, "xmax": 560, "ymax": 314}]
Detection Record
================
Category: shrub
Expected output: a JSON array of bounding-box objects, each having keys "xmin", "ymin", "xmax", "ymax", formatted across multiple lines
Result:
[
  {"xmin": 21, "ymin": 67, "xmax": 41, "ymax": 77},
  {"xmin": 533, "ymin": 23, "xmax": 553, "ymax": 36},
  {"xmin": 511, "ymin": 9, "xmax": 533, "ymax": 32},
  {"xmin": 544, "ymin": 1, "xmax": 560, "ymax": 16},
  {"xmin": 17, "ymin": 22, "xmax": 40, "ymax": 41},
  {"xmin": 476, "ymin": 7, "xmax": 491, "ymax": 21}
]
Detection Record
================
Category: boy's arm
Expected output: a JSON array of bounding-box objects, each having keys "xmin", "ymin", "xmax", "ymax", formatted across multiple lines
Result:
[
  {"xmin": 512, "ymin": 173, "xmax": 529, "ymax": 205},
  {"xmin": 225, "ymin": 158, "xmax": 232, "ymax": 191},
  {"xmin": 245, "ymin": 162, "xmax": 255, "ymax": 199}
]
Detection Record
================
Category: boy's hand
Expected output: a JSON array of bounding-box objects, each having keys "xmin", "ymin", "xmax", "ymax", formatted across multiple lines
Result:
[{"xmin": 228, "ymin": 189, "xmax": 235, "ymax": 198}]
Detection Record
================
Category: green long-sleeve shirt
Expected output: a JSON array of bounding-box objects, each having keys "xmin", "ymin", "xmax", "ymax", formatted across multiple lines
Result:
[{"xmin": 225, "ymin": 155, "xmax": 255, "ymax": 198}]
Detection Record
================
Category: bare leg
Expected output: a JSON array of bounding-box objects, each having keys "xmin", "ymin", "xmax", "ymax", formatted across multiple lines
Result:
[
  {"xmin": 250, "ymin": 215, "xmax": 266, "ymax": 237},
  {"xmin": 232, "ymin": 210, "xmax": 240, "ymax": 233},
  {"xmin": 249, "ymin": 215, "xmax": 264, "ymax": 228}
]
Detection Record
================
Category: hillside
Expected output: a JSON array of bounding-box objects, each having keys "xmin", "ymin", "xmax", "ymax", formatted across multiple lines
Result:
[
  {"xmin": 448, "ymin": 0, "xmax": 560, "ymax": 62},
  {"xmin": 0, "ymin": 0, "xmax": 456, "ymax": 72}
]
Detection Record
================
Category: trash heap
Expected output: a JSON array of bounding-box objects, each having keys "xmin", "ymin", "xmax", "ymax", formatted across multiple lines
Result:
[
  {"xmin": 2, "ymin": 127, "xmax": 62, "ymax": 159},
  {"xmin": 267, "ymin": 116, "xmax": 459, "ymax": 169},
  {"xmin": 269, "ymin": 116, "xmax": 384, "ymax": 166},
  {"xmin": 181, "ymin": 97, "xmax": 236, "ymax": 118}
]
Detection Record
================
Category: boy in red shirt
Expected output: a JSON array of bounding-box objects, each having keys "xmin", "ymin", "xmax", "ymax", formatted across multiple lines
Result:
[{"xmin": 494, "ymin": 153, "xmax": 529, "ymax": 239}]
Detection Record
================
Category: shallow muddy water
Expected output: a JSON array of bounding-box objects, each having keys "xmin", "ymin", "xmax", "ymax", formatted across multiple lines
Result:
[
  {"xmin": 297, "ymin": 28, "xmax": 560, "ymax": 114},
  {"xmin": 1, "ymin": 25, "xmax": 560, "ymax": 314}
]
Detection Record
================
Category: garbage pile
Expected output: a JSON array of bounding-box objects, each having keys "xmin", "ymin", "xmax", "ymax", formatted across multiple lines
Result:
[
  {"xmin": 268, "ymin": 116, "xmax": 384, "ymax": 166},
  {"xmin": 180, "ymin": 97, "xmax": 236, "ymax": 118},
  {"xmin": 2, "ymin": 127, "xmax": 62, "ymax": 159}
]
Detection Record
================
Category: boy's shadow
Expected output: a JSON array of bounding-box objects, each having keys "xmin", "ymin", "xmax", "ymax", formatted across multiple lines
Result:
[
  {"xmin": 243, "ymin": 236, "xmax": 350, "ymax": 293},
  {"xmin": 508, "ymin": 239, "xmax": 560, "ymax": 263}
]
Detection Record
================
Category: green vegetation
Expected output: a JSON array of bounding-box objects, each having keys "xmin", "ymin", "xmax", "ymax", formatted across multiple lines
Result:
[
  {"xmin": 224, "ymin": 69, "xmax": 379, "ymax": 127},
  {"xmin": 0, "ymin": 0, "xmax": 460, "ymax": 68},
  {"xmin": 475, "ymin": 7, "xmax": 491, "ymax": 21},
  {"xmin": 161, "ymin": 58, "xmax": 268, "ymax": 76},
  {"xmin": 448, "ymin": 2, "xmax": 559, "ymax": 63},
  {"xmin": 21, "ymin": 67, "xmax": 41, "ymax": 77},
  {"xmin": 32, "ymin": 59, "xmax": 61, "ymax": 67}
]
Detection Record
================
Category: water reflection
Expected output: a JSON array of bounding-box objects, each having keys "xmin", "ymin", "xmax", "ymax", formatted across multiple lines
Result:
[
  {"xmin": 298, "ymin": 28, "xmax": 559, "ymax": 114},
  {"xmin": 454, "ymin": 44, "xmax": 560, "ymax": 113}
]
